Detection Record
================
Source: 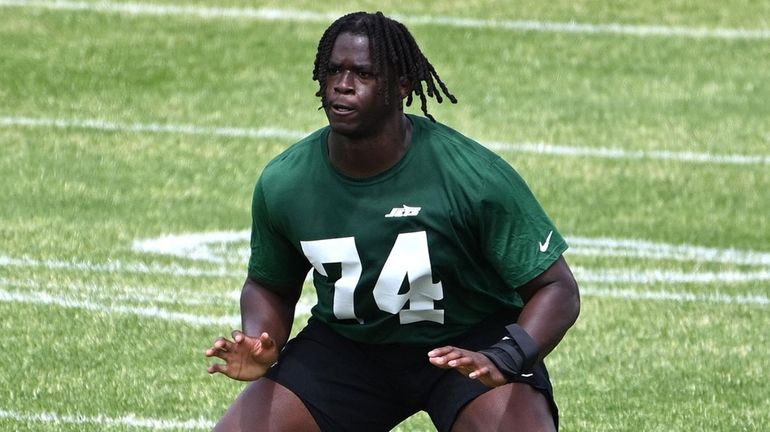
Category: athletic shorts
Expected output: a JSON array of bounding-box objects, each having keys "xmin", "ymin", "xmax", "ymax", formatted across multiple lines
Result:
[{"xmin": 265, "ymin": 313, "xmax": 559, "ymax": 432}]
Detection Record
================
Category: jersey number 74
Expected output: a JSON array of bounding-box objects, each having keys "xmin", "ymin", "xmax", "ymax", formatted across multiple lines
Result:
[{"xmin": 301, "ymin": 231, "xmax": 444, "ymax": 324}]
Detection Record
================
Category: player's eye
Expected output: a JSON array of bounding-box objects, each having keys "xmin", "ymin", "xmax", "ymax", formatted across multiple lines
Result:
[
  {"xmin": 355, "ymin": 68, "xmax": 376, "ymax": 79},
  {"xmin": 327, "ymin": 66, "xmax": 341, "ymax": 75}
]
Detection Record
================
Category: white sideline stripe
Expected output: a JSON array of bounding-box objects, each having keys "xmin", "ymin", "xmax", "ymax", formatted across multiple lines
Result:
[
  {"xmin": 0, "ymin": 278, "xmax": 315, "ymax": 318},
  {"xmin": 131, "ymin": 230, "xmax": 770, "ymax": 268},
  {"xmin": 485, "ymin": 141, "xmax": 770, "ymax": 166},
  {"xmin": 1, "ymin": 282, "xmax": 766, "ymax": 326},
  {"xmin": 0, "ymin": 255, "xmax": 770, "ymax": 308},
  {"xmin": 574, "ymin": 266, "xmax": 770, "ymax": 284},
  {"xmin": 0, "ymin": 277, "xmax": 766, "ymax": 331},
  {"xmin": 6, "ymin": 232, "xmax": 770, "ymax": 284},
  {"xmin": 582, "ymin": 287, "xmax": 769, "ymax": 306},
  {"xmin": 1, "ymin": 0, "xmax": 769, "ymax": 40},
  {"xmin": 4, "ymin": 115, "xmax": 769, "ymax": 166},
  {"xmin": 0, "ymin": 409, "xmax": 213, "ymax": 430},
  {"xmin": 0, "ymin": 115, "xmax": 306, "ymax": 142},
  {"xmin": 0, "ymin": 288, "xmax": 240, "ymax": 327},
  {"xmin": 7, "ymin": 256, "xmax": 769, "ymax": 285},
  {"xmin": 0, "ymin": 277, "xmax": 240, "ymax": 306},
  {"xmin": 568, "ymin": 236, "xmax": 770, "ymax": 267},
  {"xmin": 2, "ymin": 253, "xmax": 769, "ymax": 298},
  {"xmin": 0, "ymin": 254, "xmax": 240, "ymax": 278}
]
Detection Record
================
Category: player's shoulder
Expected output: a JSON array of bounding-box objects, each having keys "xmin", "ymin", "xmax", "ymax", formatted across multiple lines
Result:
[
  {"xmin": 260, "ymin": 126, "xmax": 328, "ymax": 180},
  {"xmin": 411, "ymin": 114, "xmax": 502, "ymax": 164},
  {"xmin": 410, "ymin": 114, "xmax": 514, "ymax": 185}
]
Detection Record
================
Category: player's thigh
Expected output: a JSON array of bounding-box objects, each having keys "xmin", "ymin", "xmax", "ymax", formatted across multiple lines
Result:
[
  {"xmin": 213, "ymin": 378, "xmax": 320, "ymax": 432},
  {"xmin": 451, "ymin": 382, "xmax": 555, "ymax": 432}
]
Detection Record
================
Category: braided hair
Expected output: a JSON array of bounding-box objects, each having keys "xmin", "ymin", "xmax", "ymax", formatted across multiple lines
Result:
[{"xmin": 312, "ymin": 11, "xmax": 457, "ymax": 122}]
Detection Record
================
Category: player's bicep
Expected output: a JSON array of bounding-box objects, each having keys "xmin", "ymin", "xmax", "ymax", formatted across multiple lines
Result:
[
  {"xmin": 248, "ymin": 178, "xmax": 312, "ymax": 290},
  {"xmin": 515, "ymin": 255, "xmax": 578, "ymax": 303}
]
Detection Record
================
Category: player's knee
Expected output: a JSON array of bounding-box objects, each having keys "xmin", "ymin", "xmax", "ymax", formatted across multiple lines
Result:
[
  {"xmin": 452, "ymin": 383, "xmax": 555, "ymax": 432},
  {"xmin": 213, "ymin": 379, "xmax": 320, "ymax": 432}
]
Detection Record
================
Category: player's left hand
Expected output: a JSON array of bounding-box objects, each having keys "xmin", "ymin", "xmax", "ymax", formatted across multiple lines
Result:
[{"xmin": 428, "ymin": 345, "xmax": 508, "ymax": 388}]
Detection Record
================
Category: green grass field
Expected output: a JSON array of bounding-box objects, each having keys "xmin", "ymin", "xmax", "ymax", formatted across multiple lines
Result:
[{"xmin": 1, "ymin": 1, "xmax": 768, "ymax": 430}]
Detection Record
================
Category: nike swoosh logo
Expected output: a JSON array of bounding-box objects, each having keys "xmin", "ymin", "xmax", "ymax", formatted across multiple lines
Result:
[{"xmin": 539, "ymin": 230, "xmax": 553, "ymax": 252}]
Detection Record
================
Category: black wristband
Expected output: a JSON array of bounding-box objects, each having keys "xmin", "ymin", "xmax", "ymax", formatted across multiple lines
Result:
[
  {"xmin": 479, "ymin": 324, "xmax": 540, "ymax": 381},
  {"xmin": 505, "ymin": 323, "xmax": 540, "ymax": 371}
]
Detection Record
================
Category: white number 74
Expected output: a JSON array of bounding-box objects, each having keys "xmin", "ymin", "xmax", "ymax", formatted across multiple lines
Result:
[{"xmin": 301, "ymin": 231, "xmax": 444, "ymax": 324}]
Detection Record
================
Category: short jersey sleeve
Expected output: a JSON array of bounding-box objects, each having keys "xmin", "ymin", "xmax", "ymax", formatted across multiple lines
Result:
[
  {"xmin": 247, "ymin": 175, "xmax": 311, "ymax": 290},
  {"xmin": 478, "ymin": 158, "xmax": 568, "ymax": 289}
]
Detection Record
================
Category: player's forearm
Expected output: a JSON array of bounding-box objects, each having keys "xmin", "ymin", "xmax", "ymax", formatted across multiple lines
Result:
[
  {"xmin": 515, "ymin": 258, "xmax": 580, "ymax": 360},
  {"xmin": 516, "ymin": 280, "xmax": 580, "ymax": 359},
  {"xmin": 240, "ymin": 277, "xmax": 297, "ymax": 349}
]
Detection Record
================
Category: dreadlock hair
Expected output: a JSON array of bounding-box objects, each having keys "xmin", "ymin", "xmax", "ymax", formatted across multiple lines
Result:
[{"xmin": 312, "ymin": 11, "xmax": 457, "ymax": 122}]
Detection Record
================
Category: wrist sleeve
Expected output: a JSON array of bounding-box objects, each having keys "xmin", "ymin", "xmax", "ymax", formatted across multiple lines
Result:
[{"xmin": 478, "ymin": 323, "xmax": 540, "ymax": 381}]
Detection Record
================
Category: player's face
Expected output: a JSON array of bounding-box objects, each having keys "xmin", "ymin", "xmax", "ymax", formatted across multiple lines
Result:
[{"xmin": 323, "ymin": 32, "xmax": 400, "ymax": 137}]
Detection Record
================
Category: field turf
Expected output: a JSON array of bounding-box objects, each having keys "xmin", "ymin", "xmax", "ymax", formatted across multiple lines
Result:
[{"xmin": 1, "ymin": 1, "xmax": 768, "ymax": 430}]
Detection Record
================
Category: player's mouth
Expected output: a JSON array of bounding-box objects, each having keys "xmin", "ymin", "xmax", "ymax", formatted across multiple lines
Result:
[{"xmin": 330, "ymin": 102, "xmax": 356, "ymax": 116}]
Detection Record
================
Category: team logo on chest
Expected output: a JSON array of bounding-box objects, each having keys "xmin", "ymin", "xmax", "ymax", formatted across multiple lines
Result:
[{"xmin": 385, "ymin": 205, "xmax": 421, "ymax": 218}]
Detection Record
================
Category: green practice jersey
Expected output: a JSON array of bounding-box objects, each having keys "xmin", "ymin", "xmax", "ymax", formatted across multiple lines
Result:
[{"xmin": 248, "ymin": 114, "xmax": 567, "ymax": 345}]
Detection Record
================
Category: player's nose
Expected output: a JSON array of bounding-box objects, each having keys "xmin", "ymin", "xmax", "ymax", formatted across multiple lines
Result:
[{"xmin": 333, "ymin": 71, "xmax": 355, "ymax": 94}]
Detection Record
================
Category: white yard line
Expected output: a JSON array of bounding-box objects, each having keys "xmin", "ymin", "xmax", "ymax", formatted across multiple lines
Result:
[
  {"xmin": 0, "ymin": 278, "xmax": 316, "ymax": 320},
  {"xmin": 574, "ymin": 267, "xmax": 770, "ymax": 285},
  {"xmin": 568, "ymin": 236, "xmax": 770, "ymax": 267},
  {"xmin": 0, "ymin": 276, "xmax": 240, "ymax": 306},
  {"xmin": 0, "ymin": 288, "xmax": 240, "ymax": 326},
  {"xmin": 4, "ymin": 233, "xmax": 770, "ymax": 286},
  {"xmin": 0, "ymin": 409, "xmax": 214, "ymax": 430},
  {"xmin": 1, "ymin": 0, "xmax": 769, "ymax": 40},
  {"xmin": 0, "ymin": 276, "xmax": 766, "ymax": 331},
  {"xmin": 3, "ymin": 115, "xmax": 769, "ymax": 166},
  {"xmin": 131, "ymin": 230, "xmax": 770, "ymax": 269},
  {"xmin": 3, "ymin": 233, "xmax": 770, "ymax": 322},
  {"xmin": 581, "ymin": 286, "xmax": 769, "ymax": 306},
  {"xmin": 0, "ymin": 254, "xmax": 239, "ymax": 278},
  {"xmin": 0, "ymin": 115, "xmax": 306, "ymax": 142},
  {"xmin": 485, "ymin": 141, "xmax": 770, "ymax": 166}
]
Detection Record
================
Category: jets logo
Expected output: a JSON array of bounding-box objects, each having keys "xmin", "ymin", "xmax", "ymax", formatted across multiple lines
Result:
[{"xmin": 385, "ymin": 205, "xmax": 421, "ymax": 218}]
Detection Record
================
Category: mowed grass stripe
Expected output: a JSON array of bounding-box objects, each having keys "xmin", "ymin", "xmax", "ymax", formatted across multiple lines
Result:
[
  {"xmin": 1, "ymin": 0, "xmax": 770, "ymax": 40},
  {"xmin": 3, "ymin": 115, "xmax": 769, "ymax": 166}
]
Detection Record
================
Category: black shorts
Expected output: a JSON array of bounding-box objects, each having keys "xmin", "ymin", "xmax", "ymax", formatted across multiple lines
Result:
[{"xmin": 265, "ymin": 314, "xmax": 559, "ymax": 432}]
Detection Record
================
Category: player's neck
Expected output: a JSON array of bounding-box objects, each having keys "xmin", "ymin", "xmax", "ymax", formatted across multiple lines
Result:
[{"xmin": 327, "ymin": 114, "xmax": 412, "ymax": 178}]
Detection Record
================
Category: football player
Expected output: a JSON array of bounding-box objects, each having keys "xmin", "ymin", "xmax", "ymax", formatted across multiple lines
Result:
[{"xmin": 206, "ymin": 11, "xmax": 580, "ymax": 432}]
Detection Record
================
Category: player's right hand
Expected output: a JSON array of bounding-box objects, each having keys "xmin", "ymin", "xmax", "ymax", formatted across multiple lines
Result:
[{"xmin": 205, "ymin": 330, "xmax": 279, "ymax": 381}]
